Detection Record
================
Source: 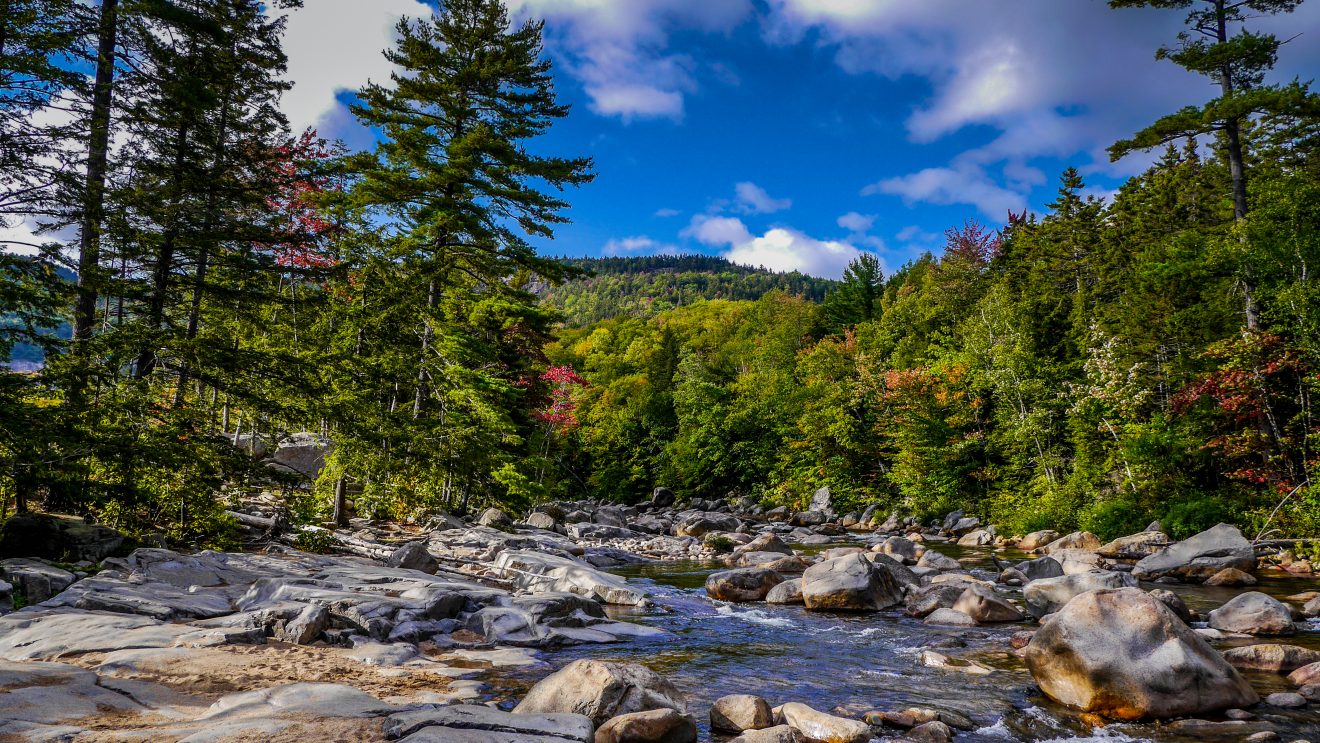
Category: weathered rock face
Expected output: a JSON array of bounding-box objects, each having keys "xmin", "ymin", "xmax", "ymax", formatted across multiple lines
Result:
[
  {"xmin": 952, "ymin": 586, "xmax": 1023, "ymax": 623},
  {"xmin": 705, "ymin": 568, "xmax": 784, "ymax": 603},
  {"xmin": 513, "ymin": 659, "xmax": 687, "ymax": 727},
  {"xmin": 1133, "ymin": 523, "xmax": 1256, "ymax": 582},
  {"xmin": 0, "ymin": 513, "xmax": 124, "ymax": 562},
  {"xmin": 765, "ymin": 578, "xmax": 803, "ymax": 605},
  {"xmin": 809, "ymin": 487, "xmax": 834, "ymax": 518},
  {"xmin": 710, "ymin": 694, "xmax": 774, "ymax": 733},
  {"xmin": 1039, "ymin": 531, "xmax": 1102, "ymax": 555},
  {"xmin": 1022, "ymin": 571, "xmax": 1138, "ymax": 619},
  {"xmin": 800, "ymin": 554, "xmax": 902, "ymax": 612},
  {"xmin": 778, "ymin": 703, "xmax": 871, "ymax": 743},
  {"xmin": 1017, "ymin": 530, "xmax": 1060, "ymax": 552},
  {"xmin": 1207, "ymin": 592, "xmax": 1296, "ymax": 636},
  {"xmin": 675, "ymin": 514, "xmax": 740, "ymax": 538},
  {"xmin": 1013, "ymin": 556, "xmax": 1064, "ymax": 582},
  {"xmin": 1223, "ymin": 644, "xmax": 1320, "ymax": 672},
  {"xmin": 525, "ymin": 512, "xmax": 558, "ymax": 530},
  {"xmin": 651, "ymin": 487, "xmax": 676, "ymax": 508},
  {"xmin": 494, "ymin": 551, "xmax": 647, "ymax": 607},
  {"xmin": 1, "ymin": 559, "xmax": 77, "ymax": 604},
  {"xmin": 1024, "ymin": 587, "xmax": 1259, "ymax": 720},
  {"xmin": 916, "ymin": 550, "xmax": 961, "ymax": 572},
  {"xmin": 595, "ymin": 708, "xmax": 696, "ymax": 743}
]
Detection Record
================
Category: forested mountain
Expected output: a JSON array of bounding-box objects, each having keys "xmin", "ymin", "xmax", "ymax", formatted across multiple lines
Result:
[{"xmin": 537, "ymin": 255, "xmax": 836, "ymax": 326}]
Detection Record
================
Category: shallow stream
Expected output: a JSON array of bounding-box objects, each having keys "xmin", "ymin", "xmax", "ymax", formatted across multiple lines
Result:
[{"xmin": 495, "ymin": 541, "xmax": 1320, "ymax": 742}]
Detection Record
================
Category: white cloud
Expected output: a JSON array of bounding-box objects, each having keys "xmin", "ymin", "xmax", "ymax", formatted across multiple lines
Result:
[
  {"xmin": 733, "ymin": 182, "xmax": 792, "ymax": 214},
  {"xmin": 683, "ymin": 215, "xmax": 753, "ymax": 247},
  {"xmin": 279, "ymin": 0, "xmax": 432, "ymax": 136},
  {"xmin": 836, "ymin": 211, "xmax": 876, "ymax": 233},
  {"xmin": 506, "ymin": 0, "xmax": 753, "ymax": 121},
  {"xmin": 683, "ymin": 214, "xmax": 875, "ymax": 279},
  {"xmin": 864, "ymin": 163, "xmax": 1027, "ymax": 219},
  {"xmin": 603, "ymin": 235, "xmax": 678, "ymax": 256},
  {"xmin": 654, "ymin": 208, "xmax": 681, "ymax": 218}
]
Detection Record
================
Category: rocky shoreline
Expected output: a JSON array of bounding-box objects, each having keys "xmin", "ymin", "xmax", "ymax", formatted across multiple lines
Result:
[{"xmin": 1, "ymin": 488, "xmax": 1319, "ymax": 742}]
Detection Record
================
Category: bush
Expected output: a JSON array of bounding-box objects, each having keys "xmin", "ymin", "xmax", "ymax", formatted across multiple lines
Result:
[
  {"xmin": 1159, "ymin": 495, "xmax": 1235, "ymax": 540},
  {"xmin": 704, "ymin": 534, "xmax": 736, "ymax": 553},
  {"xmin": 1079, "ymin": 497, "xmax": 1154, "ymax": 541},
  {"xmin": 294, "ymin": 528, "xmax": 334, "ymax": 554}
]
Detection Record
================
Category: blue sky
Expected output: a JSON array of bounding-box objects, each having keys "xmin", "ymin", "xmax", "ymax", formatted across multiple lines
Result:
[{"xmin": 13, "ymin": 0, "xmax": 1315, "ymax": 280}]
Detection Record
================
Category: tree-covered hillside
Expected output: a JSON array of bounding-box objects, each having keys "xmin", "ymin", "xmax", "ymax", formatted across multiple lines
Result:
[{"xmin": 538, "ymin": 255, "xmax": 836, "ymax": 326}]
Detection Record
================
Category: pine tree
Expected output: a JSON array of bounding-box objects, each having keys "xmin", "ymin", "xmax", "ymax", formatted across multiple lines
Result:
[
  {"xmin": 1109, "ymin": 0, "xmax": 1320, "ymax": 328},
  {"xmin": 322, "ymin": 0, "xmax": 593, "ymax": 514},
  {"xmin": 824, "ymin": 253, "xmax": 884, "ymax": 330}
]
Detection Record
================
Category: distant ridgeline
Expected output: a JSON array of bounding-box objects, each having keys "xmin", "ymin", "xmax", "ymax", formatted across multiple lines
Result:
[
  {"xmin": 539, "ymin": 255, "xmax": 837, "ymax": 326},
  {"xmin": 2, "ymin": 258, "xmax": 74, "ymax": 370}
]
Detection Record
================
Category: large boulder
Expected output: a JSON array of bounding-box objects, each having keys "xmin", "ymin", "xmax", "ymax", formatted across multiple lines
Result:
[
  {"xmin": 737, "ymin": 534, "xmax": 793, "ymax": 557},
  {"xmin": 477, "ymin": 507, "xmax": 514, "ymax": 529},
  {"xmin": 1013, "ymin": 556, "xmax": 1064, "ymax": 582},
  {"xmin": 387, "ymin": 542, "xmax": 438, "ymax": 574},
  {"xmin": 705, "ymin": 568, "xmax": 784, "ymax": 603},
  {"xmin": 1207, "ymin": 592, "xmax": 1296, "ymax": 636},
  {"xmin": 1022, "ymin": 571, "xmax": 1137, "ymax": 619},
  {"xmin": 525, "ymin": 512, "xmax": 558, "ymax": 530},
  {"xmin": 779, "ymin": 703, "xmax": 870, "ymax": 743},
  {"xmin": 710, "ymin": 694, "xmax": 774, "ymax": 733},
  {"xmin": 1024, "ymin": 587, "xmax": 1259, "ymax": 720},
  {"xmin": 905, "ymin": 582, "xmax": 974, "ymax": 618},
  {"xmin": 269, "ymin": 432, "xmax": 332, "ymax": 478},
  {"xmin": 675, "ymin": 513, "xmax": 740, "ymax": 538},
  {"xmin": 916, "ymin": 550, "xmax": 961, "ymax": 572},
  {"xmin": 809, "ymin": 487, "xmax": 834, "ymax": 518},
  {"xmin": 875, "ymin": 536, "xmax": 919, "ymax": 563},
  {"xmin": 1132, "ymin": 523, "xmax": 1255, "ymax": 582},
  {"xmin": 513, "ymin": 659, "xmax": 686, "ymax": 727},
  {"xmin": 800, "ymin": 553, "xmax": 902, "ymax": 612},
  {"xmin": 651, "ymin": 487, "xmax": 676, "ymax": 508}
]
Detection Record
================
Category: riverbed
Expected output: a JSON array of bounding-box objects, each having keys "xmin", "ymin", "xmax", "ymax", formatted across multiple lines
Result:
[{"xmin": 494, "ymin": 541, "xmax": 1320, "ymax": 742}]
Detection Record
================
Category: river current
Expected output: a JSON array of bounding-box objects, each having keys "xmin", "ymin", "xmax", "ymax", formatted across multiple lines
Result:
[{"xmin": 494, "ymin": 540, "xmax": 1320, "ymax": 742}]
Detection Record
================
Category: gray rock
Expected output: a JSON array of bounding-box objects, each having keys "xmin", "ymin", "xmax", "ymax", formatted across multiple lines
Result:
[
  {"xmin": 1208, "ymin": 592, "xmax": 1296, "ymax": 636},
  {"xmin": 1133, "ymin": 523, "xmax": 1256, "ymax": 582},
  {"xmin": 801, "ymin": 553, "xmax": 902, "ymax": 612},
  {"xmin": 924, "ymin": 608, "xmax": 977, "ymax": 627},
  {"xmin": 0, "ymin": 559, "xmax": 76, "ymax": 604},
  {"xmin": 513, "ymin": 659, "xmax": 687, "ymax": 727},
  {"xmin": 955, "ymin": 529, "xmax": 994, "ymax": 546},
  {"xmin": 905, "ymin": 582, "xmax": 974, "ymax": 618},
  {"xmin": 275, "ymin": 603, "xmax": 328, "ymax": 644},
  {"xmin": 705, "ymin": 567, "xmax": 784, "ymax": 603},
  {"xmin": 1024, "ymin": 587, "xmax": 1258, "ymax": 720},
  {"xmin": 675, "ymin": 513, "xmax": 740, "ymax": 537},
  {"xmin": 765, "ymin": 578, "xmax": 803, "ymax": 605},
  {"xmin": 809, "ymin": 486, "xmax": 833, "ymax": 518},
  {"xmin": 876, "ymin": 536, "xmax": 918, "ymax": 563},
  {"xmin": 1265, "ymin": 692, "xmax": 1307, "ymax": 708},
  {"xmin": 908, "ymin": 720, "xmax": 954, "ymax": 743},
  {"xmin": 384, "ymin": 705, "xmax": 592, "ymax": 742},
  {"xmin": 1012, "ymin": 556, "xmax": 1064, "ymax": 582},
  {"xmin": 730, "ymin": 724, "xmax": 803, "ymax": 743},
  {"xmin": 525, "ymin": 512, "xmax": 558, "ymax": 530},
  {"xmin": 737, "ymin": 533, "xmax": 793, "ymax": 556},
  {"xmin": 1149, "ymin": 589, "xmax": 1195, "ymax": 624},
  {"xmin": 387, "ymin": 542, "xmax": 438, "ymax": 574},
  {"xmin": 477, "ymin": 507, "xmax": 514, "ymax": 529},
  {"xmin": 916, "ymin": 550, "xmax": 961, "ymax": 572},
  {"xmin": 1039, "ymin": 531, "xmax": 1102, "ymax": 554},
  {"xmin": 1096, "ymin": 530, "xmax": 1171, "ymax": 559},
  {"xmin": 1022, "ymin": 571, "xmax": 1138, "ymax": 619},
  {"xmin": 269, "ymin": 433, "xmax": 332, "ymax": 478},
  {"xmin": 711, "ymin": 694, "xmax": 774, "ymax": 733},
  {"xmin": 651, "ymin": 487, "xmax": 676, "ymax": 508},
  {"xmin": 952, "ymin": 585, "xmax": 1023, "ymax": 622},
  {"xmin": 493, "ymin": 550, "xmax": 647, "ymax": 606}
]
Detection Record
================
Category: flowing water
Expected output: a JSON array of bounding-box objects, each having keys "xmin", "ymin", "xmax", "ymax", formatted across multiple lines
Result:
[{"xmin": 491, "ymin": 541, "xmax": 1320, "ymax": 742}]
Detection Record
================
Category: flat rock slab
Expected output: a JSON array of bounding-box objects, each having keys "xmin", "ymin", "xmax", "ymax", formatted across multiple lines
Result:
[{"xmin": 385, "ymin": 705, "xmax": 593, "ymax": 742}]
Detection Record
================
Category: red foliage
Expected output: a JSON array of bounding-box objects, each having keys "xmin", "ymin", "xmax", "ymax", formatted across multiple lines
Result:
[
  {"xmin": 943, "ymin": 219, "xmax": 1002, "ymax": 265},
  {"xmin": 265, "ymin": 128, "xmax": 340, "ymax": 269},
  {"xmin": 535, "ymin": 365, "xmax": 588, "ymax": 430}
]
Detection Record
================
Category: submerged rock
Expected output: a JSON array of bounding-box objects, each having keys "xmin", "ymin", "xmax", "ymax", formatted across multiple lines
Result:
[{"xmin": 1024, "ymin": 587, "xmax": 1258, "ymax": 720}]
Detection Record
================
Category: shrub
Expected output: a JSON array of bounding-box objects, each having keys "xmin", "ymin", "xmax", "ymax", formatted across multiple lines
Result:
[
  {"xmin": 1079, "ymin": 497, "xmax": 1154, "ymax": 541},
  {"xmin": 705, "ymin": 534, "xmax": 736, "ymax": 554},
  {"xmin": 1159, "ymin": 495, "xmax": 1235, "ymax": 540}
]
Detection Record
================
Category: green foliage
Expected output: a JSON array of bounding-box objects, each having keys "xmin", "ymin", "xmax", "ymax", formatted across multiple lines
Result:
[
  {"xmin": 1159, "ymin": 495, "xmax": 1235, "ymax": 540},
  {"xmin": 1079, "ymin": 497, "xmax": 1155, "ymax": 542},
  {"xmin": 294, "ymin": 528, "xmax": 333, "ymax": 554},
  {"xmin": 704, "ymin": 534, "xmax": 736, "ymax": 554}
]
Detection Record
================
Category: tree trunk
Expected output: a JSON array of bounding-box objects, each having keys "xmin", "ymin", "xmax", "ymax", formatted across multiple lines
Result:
[
  {"xmin": 1214, "ymin": 0, "xmax": 1260, "ymax": 330},
  {"xmin": 72, "ymin": 0, "xmax": 120, "ymax": 344},
  {"xmin": 332, "ymin": 475, "xmax": 349, "ymax": 527}
]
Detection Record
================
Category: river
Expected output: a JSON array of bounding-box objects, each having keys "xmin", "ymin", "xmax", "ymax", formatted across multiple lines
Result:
[{"xmin": 493, "ymin": 540, "xmax": 1320, "ymax": 742}]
